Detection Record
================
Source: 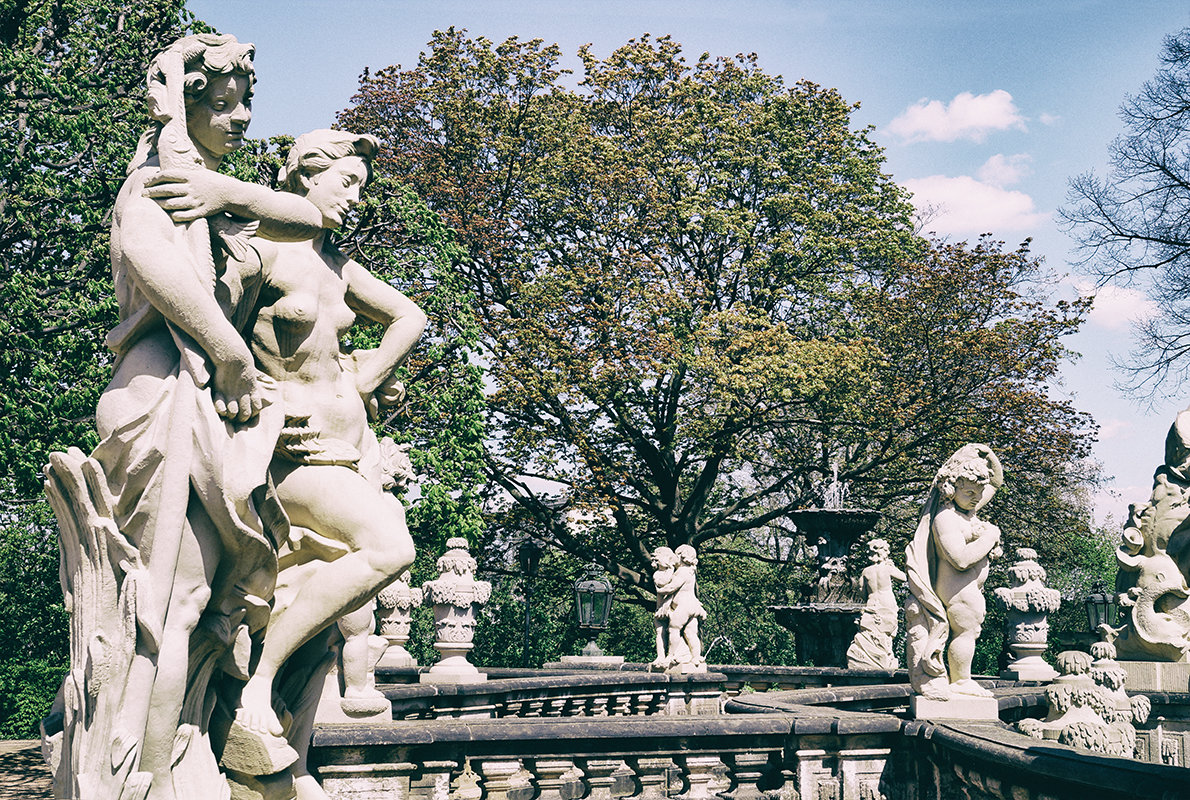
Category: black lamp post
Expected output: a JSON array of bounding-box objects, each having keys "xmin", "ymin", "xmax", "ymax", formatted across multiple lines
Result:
[
  {"xmin": 1085, "ymin": 584, "xmax": 1119, "ymax": 633},
  {"xmin": 574, "ymin": 563, "xmax": 614, "ymax": 656},
  {"xmin": 518, "ymin": 540, "xmax": 542, "ymax": 668}
]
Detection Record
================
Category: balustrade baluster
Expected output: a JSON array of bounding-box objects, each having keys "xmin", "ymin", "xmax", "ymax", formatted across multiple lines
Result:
[
  {"xmin": 532, "ymin": 758, "xmax": 579, "ymax": 800},
  {"xmin": 411, "ymin": 759, "xmax": 460, "ymax": 800},
  {"xmin": 579, "ymin": 758, "xmax": 624, "ymax": 800},
  {"xmin": 676, "ymin": 755, "xmax": 724, "ymax": 800},
  {"xmin": 479, "ymin": 758, "xmax": 528, "ymax": 800},
  {"xmin": 452, "ymin": 760, "xmax": 483, "ymax": 800},
  {"xmin": 589, "ymin": 696, "xmax": 610, "ymax": 716},
  {"xmin": 721, "ymin": 752, "xmax": 773, "ymax": 800},
  {"xmin": 630, "ymin": 756, "xmax": 676, "ymax": 800}
]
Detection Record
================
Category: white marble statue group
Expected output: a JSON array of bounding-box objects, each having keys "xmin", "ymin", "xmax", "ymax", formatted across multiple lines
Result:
[
  {"xmin": 42, "ymin": 34, "xmax": 423, "ymax": 800},
  {"xmin": 649, "ymin": 544, "xmax": 708, "ymax": 673}
]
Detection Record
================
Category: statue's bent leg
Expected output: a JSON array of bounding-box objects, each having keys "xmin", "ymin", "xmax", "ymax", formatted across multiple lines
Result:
[{"xmin": 237, "ymin": 464, "xmax": 413, "ymax": 735}]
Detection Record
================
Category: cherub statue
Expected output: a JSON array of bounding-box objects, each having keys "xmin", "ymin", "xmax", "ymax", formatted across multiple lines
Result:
[
  {"xmin": 847, "ymin": 538, "xmax": 906, "ymax": 670},
  {"xmin": 650, "ymin": 544, "xmax": 708, "ymax": 672},
  {"xmin": 905, "ymin": 444, "xmax": 1003, "ymax": 701}
]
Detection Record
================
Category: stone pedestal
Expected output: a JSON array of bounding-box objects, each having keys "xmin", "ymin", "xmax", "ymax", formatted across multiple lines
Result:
[
  {"xmin": 910, "ymin": 695, "xmax": 999, "ymax": 720},
  {"xmin": 1119, "ymin": 660, "xmax": 1190, "ymax": 691}
]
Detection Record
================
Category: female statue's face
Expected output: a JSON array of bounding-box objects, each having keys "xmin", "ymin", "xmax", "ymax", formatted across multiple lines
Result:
[
  {"xmin": 187, "ymin": 72, "xmax": 252, "ymax": 163},
  {"xmin": 304, "ymin": 155, "xmax": 368, "ymax": 228},
  {"xmin": 952, "ymin": 476, "xmax": 984, "ymax": 512}
]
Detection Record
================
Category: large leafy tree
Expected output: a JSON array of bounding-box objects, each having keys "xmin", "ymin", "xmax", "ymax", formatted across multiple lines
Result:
[
  {"xmin": 1063, "ymin": 26, "xmax": 1190, "ymax": 394},
  {"xmin": 340, "ymin": 30, "xmax": 1098, "ymax": 598}
]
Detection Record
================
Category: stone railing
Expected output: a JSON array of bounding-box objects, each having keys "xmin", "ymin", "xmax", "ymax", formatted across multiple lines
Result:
[
  {"xmin": 311, "ymin": 671, "xmax": 1190, "ymax": 800},
  {"xmin": 310, "ymin": 713, "xmax": 898, "ymax": 800}
]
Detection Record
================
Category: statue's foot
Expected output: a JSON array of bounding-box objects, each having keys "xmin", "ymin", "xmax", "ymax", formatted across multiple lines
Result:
[
  {"xmin": 340, "ymin": 686, "xmax": 390, "ymax": 715},
  {"xmin": 236, "ymin": 679, "xmax": 284, "ymax": 737},
  {"xmin": 950, "ymin": 679, "xmax": 992, "ymax": 698},
  {"xmin": 920, "ymin": 684, "xmax": 951, "ymax": 702},
  {"xmin": 221, "ymin": 718, "xmax": 298, "ymax": 776}
]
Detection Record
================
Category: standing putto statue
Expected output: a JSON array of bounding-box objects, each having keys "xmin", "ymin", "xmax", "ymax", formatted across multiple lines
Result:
[
  {"xmin": 41, "ymin": 34, "xmax": 424, "ymax": 800},
  {"xmin": 904, "ymin": 444, "xmax": 1003, "ymax": 714},
  {"xmin": 846, "ymin": 538, "xmax": 906, "ymax": 671},
  {"xmin": 650, "ymin": 544, "xmax": 708, "ymax": 673}
]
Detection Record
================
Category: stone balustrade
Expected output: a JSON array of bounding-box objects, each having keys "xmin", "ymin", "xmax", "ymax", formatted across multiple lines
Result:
[
  {"xmin": 378, "ymin": 669, "xmax": 725, "ymax": 719},
  {"xmin": 310, "ymin": 671, "xmax": 1190, "ymax": 800}
]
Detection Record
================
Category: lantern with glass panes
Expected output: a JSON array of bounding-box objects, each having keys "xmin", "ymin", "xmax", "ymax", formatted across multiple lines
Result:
[
  {"xmin": 1085, "ymin": 584, "xmax": 1119, "ymax": 634},
  {"xmin": 574, "ymin": 563, "xmax": 614, "ymax": 657}
]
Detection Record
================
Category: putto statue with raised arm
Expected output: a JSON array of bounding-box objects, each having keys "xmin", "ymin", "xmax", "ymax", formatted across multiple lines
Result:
[{"xmin": 904, "ymin": 444, "xmax": 1003, "ymax": 719}]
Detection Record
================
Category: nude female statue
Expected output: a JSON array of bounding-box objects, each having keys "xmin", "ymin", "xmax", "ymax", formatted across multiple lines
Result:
[
  {"xmin": 846, "ymin": 538, "xmax": 906, "ymax": 670},
  {"xmin": 904, "ymin": 444, "xmax": 1003, "ymax": 701},
  {"xmin": 225, "ymin": 129, "xmax": 425, "ymax": 741}
]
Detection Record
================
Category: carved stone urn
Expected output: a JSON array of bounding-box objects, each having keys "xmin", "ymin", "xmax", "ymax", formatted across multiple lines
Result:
[
  {"xmin": 376, "ymin": 572, "xmax": 424, "ymax": 669},
  {"xmin": 421, "ymin": 537, "xmax": 492, "ymax": 683},
  {"xmin": 994, "ymin": 547, "xmax": 1060, "ymax": 680}
]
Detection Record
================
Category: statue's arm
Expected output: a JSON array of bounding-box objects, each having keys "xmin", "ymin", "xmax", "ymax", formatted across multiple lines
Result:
[
  {"xmin": 144, "ymin": 170, "xmax": 323, "ymax": 241},
  {"xmin": 890, "ymin": 565, "xmax": 907, "ymax": 582},
  {"xmin": 116, "ymin": 183, "xmax": 263, "ymax": 420},
  {"xmin": 342, "ymin": 258, "xmax": 428, "ymax": 395},
  {"xmin": 932, "ymin": 511, "xmax": 999, "ymax": 572}
]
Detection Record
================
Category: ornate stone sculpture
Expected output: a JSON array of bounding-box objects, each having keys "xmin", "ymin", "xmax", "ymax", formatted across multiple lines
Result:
[
  {"xmin": 41, "ymin": 35, "xmax": 423, "ymax": 800},
  {"xmin": 846, "ymin": 539, "xmax": 906, "ymax": 671},
  {"xmin": 421, "ymin": 537, "xmax": 492, "ymax": 683},
  {"xmin": 376, "ymin": 570, "xmax": 424, "ymax": 669},
  {"xmin": 1112, "ymin": 407, "xmax": 1190, "ymax": 662},
  {"xmin": 905, "ymin": 444, "xmax": 1003, "ymax": 717},
  {"xmin": 650, "ymin": 544, "xmax": 708, "ymax": 674},
  {"xmin": 1017, "ymin": 643, "xmax": 1152, "ymax": 757},
  {"xmin": 994, "ymin": 547, "xmax": 1060, "ymax": 680}
]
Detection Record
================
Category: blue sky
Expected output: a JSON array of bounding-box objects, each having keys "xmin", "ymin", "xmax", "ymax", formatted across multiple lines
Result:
[{"xmin": 189, "ymin": 0, "xmax": 1190, "ymax": 521}]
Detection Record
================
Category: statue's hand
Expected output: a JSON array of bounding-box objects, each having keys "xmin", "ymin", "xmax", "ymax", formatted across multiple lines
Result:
[
  {"xmin": 143, "ymin": 169, "xmax": 238, "ymax": 223},
  {"xmin": 212, "ymin": 352, "xmax": 272, "ymax": 423}
]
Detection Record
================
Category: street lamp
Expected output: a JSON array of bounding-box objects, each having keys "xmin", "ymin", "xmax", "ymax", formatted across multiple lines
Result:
[
  {"xmin": 1085, "ymin": 584, "xmax": 1119, "ymax": 633},
  {"xmin": 574, "ymin": 563, "xmax": 614, "ymax": 656},
  {"xmin": 518, "ymin": 540, "xmax": 542, "ymax": 668}
]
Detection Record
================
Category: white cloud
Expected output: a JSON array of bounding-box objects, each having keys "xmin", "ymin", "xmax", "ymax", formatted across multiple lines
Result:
[
  {"xmin": 1074, "ymin": 279, "xmax": 1158, "ymax": 331},
  {"xmin": 976, "ymin": 153, "xmax": 1032, "ymax": 188},
  {"xmin": 887, "ymin": 90, "xmax": 1027, "ymax": 143},
  {"xmin": 1039, "ymin": 112, "xmax": 1061, "ymax": 126},
  {"xmin": 904, "ymin": 174, "xmax": 1048, "ymax": 237},
  {"xmin": 1096, "ymin": 418, "xmax": 1133, "ymax": 441}
]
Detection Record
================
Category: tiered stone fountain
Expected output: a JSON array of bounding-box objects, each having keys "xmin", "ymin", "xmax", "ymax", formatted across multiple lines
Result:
[{"xmin": 769, "ymin": 469, "xmax": 881, "ymax": 667}]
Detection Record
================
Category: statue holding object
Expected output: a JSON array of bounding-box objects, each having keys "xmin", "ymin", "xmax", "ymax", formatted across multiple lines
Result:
[
  {"xmin": 904, "ymin": 444, "xmax": 1003, "ymax": 712},
  {"xmin": 650, "ymin": 544, "xmax": 708, "ymax": 673}
]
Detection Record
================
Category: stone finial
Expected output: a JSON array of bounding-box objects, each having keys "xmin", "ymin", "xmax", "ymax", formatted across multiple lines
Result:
[
  {"xmin": 994, "ymin": 547, "xmax": 1060, "ymax": 680},
  {"xmin": 376, "ymin": 572, "xmax": 424, "ymax": 669},
  {"xmin": 421, "ymin": 538, "xmax": 492, "ymax": 683},
  {"xmin": 1017, "ymin": 641, "xmax": 1150, "ymax": 757}
]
